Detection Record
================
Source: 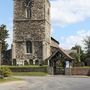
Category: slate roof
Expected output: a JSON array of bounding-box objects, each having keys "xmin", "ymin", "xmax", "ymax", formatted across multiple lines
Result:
[{"xmin": 51, "ymin": 37, "xmax": 59, "ymax": 44}]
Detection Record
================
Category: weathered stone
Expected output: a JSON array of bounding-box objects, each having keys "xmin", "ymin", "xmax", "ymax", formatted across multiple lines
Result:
[{"xmin": 12, "ymin": 0, "xmax": 51, "ymax": 65}]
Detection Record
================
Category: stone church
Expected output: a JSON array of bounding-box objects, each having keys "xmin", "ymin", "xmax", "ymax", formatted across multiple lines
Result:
[{"xmin": 12, "ymin": 0, "xmax": 73, "ymax": 66}]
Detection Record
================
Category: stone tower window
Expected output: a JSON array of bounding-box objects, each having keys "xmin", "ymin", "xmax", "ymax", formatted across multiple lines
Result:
[
  {"xmin": 24, "ymin": 0, "xmax": 34, "ymax": 18},
  {"xmin": 26, "ymin": 41, "xmax": 32, "ymax": 53},
  {"xmin": 25, "ymin": 8, "xmax": 31, "ymax": 18},
  {"xmin": 48, "ymin": 8, "xmax": 49, "ymax": 15}
]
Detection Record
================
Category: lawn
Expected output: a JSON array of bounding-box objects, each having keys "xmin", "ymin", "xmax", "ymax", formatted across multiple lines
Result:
[
  {"xmin": 73, "ymin": 66, "xmax": 90, "ymax": 68},
  {"xmin": 1, "ymin": 65, "xmax": 48, "ymax": 68},
  {"xmin": 13, "ymin": 72, "xmax": 48, "ymax": 76},
  {"xmin": 0, "ymin": 77, "xmax": 22, "ymax": 83}
]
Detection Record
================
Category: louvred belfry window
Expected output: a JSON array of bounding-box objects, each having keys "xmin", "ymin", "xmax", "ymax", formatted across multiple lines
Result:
[{"xmin": 24, "ymin": 0, "xmax": 34, "ymax": 18}]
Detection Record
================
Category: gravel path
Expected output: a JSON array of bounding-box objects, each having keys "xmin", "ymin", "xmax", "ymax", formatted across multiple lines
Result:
[
  {"xmin": 0, "ymin": 76, "xmax": 90, "ymax": 90},
  {"xmin": 0, "ymin": 81, "xmax": 29, "ymax": 90}
]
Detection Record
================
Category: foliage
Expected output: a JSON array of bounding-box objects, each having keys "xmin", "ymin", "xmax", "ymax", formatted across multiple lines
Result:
[
  {"xmin": 83, "ymin": 36, "xmax": 90, "ymax": 54},
  {"xmin": 56, "ymin": 60, "xmax": 65, "ymax": 67},
  {"xmin": 0, "ymin": 24, "xmax": 9, "ymax": 51},
  {"xmin": 80, "ymin": 52, "xmax": 86, "ymax": 62},
  {"xmin": 0, "ymin": 67, "xmax": 12, "ymax": 77},
  {"xmin": 0, "ymin": 24, "xmax": 9, "ymax": 64},
  {"xmin": 82, "ymin": 36, "xmax": 90, "ymax": 66},
  {"xmin": 71, "ymin": 45, "xmax": 81, "ymax": 62},
  {"xmin": 0, "ymin": 24, "xmax": 8, "ymax": 41},
  {"xmin": 70, "ymin": 45, "xmax": 86, "ymax": 66},
  {"xmin": 69, "ymin": 52, "xmax": 79, "ymax": 64}
]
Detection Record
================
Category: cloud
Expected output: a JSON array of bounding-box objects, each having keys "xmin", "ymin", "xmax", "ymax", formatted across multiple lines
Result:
[
  {"xmin": 60, "ymin": 30, "xmax": 90, "ymax": 50},
  {"xmin": 51, "ymin": 0, "xmax": 90, "ymax": 26}
]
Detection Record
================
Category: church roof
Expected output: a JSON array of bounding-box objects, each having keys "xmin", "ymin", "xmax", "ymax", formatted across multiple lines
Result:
[{"xmin": 51, "ymin": 37, "xmax": 59, "ymax": 44}]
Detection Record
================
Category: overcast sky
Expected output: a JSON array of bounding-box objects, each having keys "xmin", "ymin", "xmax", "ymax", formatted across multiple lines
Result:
[{"xmin": 0, "ymin": 0, "xmax": 90, "ymax": 50}]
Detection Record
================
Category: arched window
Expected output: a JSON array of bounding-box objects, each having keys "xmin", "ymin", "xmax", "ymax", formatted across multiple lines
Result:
[
  {"xmin": 24, "ymin": 0, "xmax": 34, "ymax": 18},
  {"xmin": 26, "ymin": 41, "xmax": 32, "ymax": 53},
  {"xmin": 25, "ymin": 8, "xmax": 31, "ymax": 18},
  {"xmin": 48, "ymin": 8, "xmax": 50, "ymax": 15}
]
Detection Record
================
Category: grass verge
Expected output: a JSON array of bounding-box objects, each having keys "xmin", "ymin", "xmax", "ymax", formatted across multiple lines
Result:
[
  {"xmin": 1, "ymin": 65, "xmax": 48, "ymax": 68},
  {"xmin": 73, "ymin": 67, "xmax": 90, "ymax": 68},
  {"xmin": 13, "ymin": 72, "xmax": 48, "ymax": 76},
  {"xmin": 0, "ymin": 77, "xmax": 22, "ymax": 83}
]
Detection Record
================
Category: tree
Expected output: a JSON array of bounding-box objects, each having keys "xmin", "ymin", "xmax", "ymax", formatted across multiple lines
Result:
[
  {"xmin": 0, "ymin": 24, "xmax": 8, "ymax": 41},
  {"xmin": 84, "ymin": 36, "xmax": 90, "ymax": 55},
  {"xmin": 71, "ymin": 45, "xmax": 81, "ymax": 62},
  {"xmin": 0, "ymin": 24, "xmax": 9, "ymax": 50},
  {"xmin": 0, "ymin": 24, "xmax": 9, "ymax": 64},
  {"xmin": 70, "ymin": 45, "xmax": 85, "ymax": 66},
  {"xmin": 83, "ymin": 36, "xmax": 90, "ymax": 66}
]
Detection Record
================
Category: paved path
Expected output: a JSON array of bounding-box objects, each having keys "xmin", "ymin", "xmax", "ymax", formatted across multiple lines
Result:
[{"xmin": 0, "ymin": 76, "xmax": 90, "ymax": 90}]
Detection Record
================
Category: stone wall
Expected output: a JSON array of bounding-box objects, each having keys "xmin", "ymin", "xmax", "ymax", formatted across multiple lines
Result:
[
  {"xmin": 47, "ymin": 66, "xmax": 54, "ymax": 75},
  {"xmin": 71, "ymin": 67, "xmax": 90, "ymax": 76},
  {"xmin": 65, "ymin": 68, "xmax": 72, "ymax": 75},
  {"xmin": 13, "ymin": 20, "xmax": 46, "ymax": 41},
  {"xmin": 65, "ymin": 67, "xmax": 90, "ymax": 76}
]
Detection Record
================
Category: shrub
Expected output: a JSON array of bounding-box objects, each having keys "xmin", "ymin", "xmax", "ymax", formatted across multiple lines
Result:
[
  {"xmin": 0, "ymin": 67, "xmax": 12, "ymax": 77},
  {"xmin": 0, "ymin": 68, "xmax": 4, "ymax": 79}
]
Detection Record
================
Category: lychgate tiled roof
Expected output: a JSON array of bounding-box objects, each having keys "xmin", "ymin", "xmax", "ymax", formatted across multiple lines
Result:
[{"xmin": 46, "ymin": 47, "xmax": 74, "ymax": 61}]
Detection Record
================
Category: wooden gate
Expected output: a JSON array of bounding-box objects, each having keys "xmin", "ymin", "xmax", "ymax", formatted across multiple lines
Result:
[{"xmin": 54, "ymin": 60, "xmax": 65, "ymax": 75}]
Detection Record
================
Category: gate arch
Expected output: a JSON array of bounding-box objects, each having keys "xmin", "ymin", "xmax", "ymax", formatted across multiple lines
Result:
[{"xmin": 47, "ymin": 48, "xmax": 74, "ymax": 75}]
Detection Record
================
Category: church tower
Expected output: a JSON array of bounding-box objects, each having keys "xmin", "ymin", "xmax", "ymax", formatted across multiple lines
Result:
[{"xmin": 12, "ymin": 0, "xmax": 51, "ymax": 65}]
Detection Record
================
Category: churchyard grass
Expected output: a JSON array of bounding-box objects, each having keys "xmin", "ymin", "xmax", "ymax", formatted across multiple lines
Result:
[
  {"xmin": 1, "ymin": 65, "xmax": 48, "ymax": 68},
  {"xmin": 0, "ymin": 77, "xmax": 22, "ymax": 83},
  {"xmin": 1, "ymin": 65, "xmax": 48, "ymax": 76},
  {"xmin": 13, "ymin": 72, "xmax": 48, "ymax": 76},
  {"xmin": 73, "ymin": 66, "xmax": 90, "ymax": 68}
]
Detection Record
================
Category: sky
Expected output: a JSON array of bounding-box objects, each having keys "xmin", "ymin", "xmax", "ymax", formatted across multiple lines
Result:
[{"xmin": 0, "ymin": 0, "xmax": 90, "ymax": 50}]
